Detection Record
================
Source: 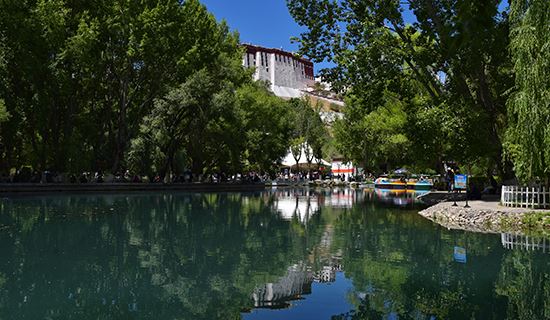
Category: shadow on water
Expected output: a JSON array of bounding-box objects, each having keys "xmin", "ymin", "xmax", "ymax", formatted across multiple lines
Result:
[{"xmin": 0, "ymin": 188, "xmax": 548, "ymax": 319}]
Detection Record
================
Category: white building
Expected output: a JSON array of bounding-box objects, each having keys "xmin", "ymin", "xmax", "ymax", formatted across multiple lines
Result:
[
  {"xmin": 243, "ymin": 44, "xmax": 315, "ymax": 98},
  {"xmin": 331, "ymin": 158, "xmax": 355, "ymax": 180}
]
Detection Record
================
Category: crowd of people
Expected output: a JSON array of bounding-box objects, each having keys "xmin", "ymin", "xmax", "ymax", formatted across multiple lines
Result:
[
  {"xmin": 0, "ymin": 167, "xmax": 269, "ymax": 185},
  {"xmin": 0, "ymin": 166, "xmax": 373, "ymax": 185},
  {"xmin": 1, "ymin": 165, "xmax": 500, "ymax": 197}
]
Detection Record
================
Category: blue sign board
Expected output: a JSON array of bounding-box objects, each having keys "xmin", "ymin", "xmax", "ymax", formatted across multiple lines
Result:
[
  {"xmin": 454, "ymin": 174, "xmax": 468, "ymax": 190},
  {"xmin": 454, "ymin": 246, "xmax": 467, "ymax": 263}
]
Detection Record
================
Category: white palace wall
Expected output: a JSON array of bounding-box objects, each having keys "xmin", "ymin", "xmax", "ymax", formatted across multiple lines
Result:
[{"xmin": 243, "ymin": 44, "xmax": 315, "ymax": 97}]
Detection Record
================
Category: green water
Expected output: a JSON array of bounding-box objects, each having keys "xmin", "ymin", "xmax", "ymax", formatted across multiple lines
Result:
[{"xmin": 0, "ymin": 189, "xmax": 548, "ymax": 320}]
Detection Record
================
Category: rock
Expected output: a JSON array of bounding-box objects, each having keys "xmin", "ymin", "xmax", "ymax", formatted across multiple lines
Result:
[{"xmin": 417, "ymin": 201, "xmax": 540, "ymax": 235}]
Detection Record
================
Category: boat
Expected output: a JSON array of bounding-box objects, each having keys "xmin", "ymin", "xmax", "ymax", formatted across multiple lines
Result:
[
  {"xmin": 374, "ymin": 177, "xmax": 407, "ymax": 189},
  {"xmin": 406, "ymin": 179, "xmax": 433, "ymax": 190},
  {"xmin": 374, "ymin": 177, "xmax": 433, "ymax": 190}
]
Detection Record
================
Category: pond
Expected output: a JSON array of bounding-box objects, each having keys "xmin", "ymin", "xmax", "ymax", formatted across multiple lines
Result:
[{"xmin": 0, "ymin": 188, "xmax": 549, "ymax": 319}]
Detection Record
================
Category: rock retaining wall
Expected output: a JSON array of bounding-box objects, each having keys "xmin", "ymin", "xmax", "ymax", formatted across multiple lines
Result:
[
  {"xmin": 418, "ymin": 201, "xmax": 529, "ymax": 234},
  {"xmin": 0, "ymin": 182, "xmax": 266, "ymax": 195},
  {"xmin": 417, "ymin": 191, "xmax": 466, "ymax": 206}
]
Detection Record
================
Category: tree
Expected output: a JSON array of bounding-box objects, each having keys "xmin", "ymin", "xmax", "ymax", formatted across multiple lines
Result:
[
  {"xmin": 128, "ymin": 73, "xmax": 209, "ymax": 179},
  {"xmin": 288, "ymin": 97, "xmax": 327, "ymax": 173},
  {"xmin": 287, "ymin": 0, "xmax": 513, "ymax": 176},
  {"xmin": 305, "ymin": 103, "xmax": 328, "ymax": 171},
  {"xmin": 235, "ymin": 82, "xmax": 293, "ymax": 173},
  {"xmin": 66, "ymin": 0, "xmax": 205, "ymax": 172},
  {"xmin": 0, "ymin": 39, "xmax": 8, "ymax": 126},
  {"xmin": 290, "ymin": 137, "xmax": 305, "ymax": 172},
  {"xmin": 1, "ymin": 0, "xmax": 294, "ymax": 176},
  {"xmin": 129, "ymin": 60, "xmax": 246, "ymax": 179},
  {"xmin": 334, "ymin": 91, "xmax": 411, "ymax": 172},
  {"xmin": 505, "ymin": 0, "xmax": 550, "ymax": 184}
]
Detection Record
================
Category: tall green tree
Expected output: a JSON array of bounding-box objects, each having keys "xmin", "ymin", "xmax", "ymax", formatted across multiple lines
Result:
[
  {"xmin": 505, "ymin": 0, "xmax": 550, "ymax": 183},
  {"xmin": 288, "ymin": 97, "xmax": 327, "ymax": 172},
  {"xmin": 64, "ymin": 0, "xmax": 197, "ymax": 172},
  {"xmin": 334, "ymin": 92, "xmax": 410, "ymax": 172},
  {"xmin": 287, "ymin": 0, "xmax": 513, "ymax": 176},
  {"xmin": 0, "ymin": 0, "xmax": 295, "ymax": 177},
  {"xmin": 235, "ymin": 82, "xmax": 293, "ymax": 173},
  {"xmin": 127, "ymin": 40, "xmax": 247, "ymax": 177},
  {"xmin": 0, "ymin": 36, "xmax": 8, "ymax": 127},
  {"xmin": 0, "ymin": 0, "xmax": 73, "ymax": 170}
]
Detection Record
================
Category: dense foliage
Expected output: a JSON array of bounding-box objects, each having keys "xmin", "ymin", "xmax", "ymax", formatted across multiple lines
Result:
[
  {"xmin": 1, "ymin": 0, "xmax": 548, "ymax": 182},
  {"xmin": 288, "ymin": 0, "xmax": 514, "ymax": 176},
  {"xmin": 0, "ymin": 0, "xmax": 295, "ymax": 178},
  {"xmin": 505, "ymin": 0, "xmax": 550, "ymax": 183},
  {"xmin": 288, "ymin": 97, "xmax": 328, "ymax": 170}
]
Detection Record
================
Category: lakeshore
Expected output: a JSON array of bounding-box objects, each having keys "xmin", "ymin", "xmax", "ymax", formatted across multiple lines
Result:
[
  {"xmin": 418, "ymin": 192, "xmax": 550, "ymax": 235},
  {"xmin": 0, "ymin": 182, "xmax": 266, "ymax": 195}
]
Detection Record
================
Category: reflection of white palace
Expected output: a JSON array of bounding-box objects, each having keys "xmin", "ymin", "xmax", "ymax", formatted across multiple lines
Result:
[
  {"xmin": 252, "ymin": 263, "xmax": 313, "ymax": 309},
  {"xmin": 251, "ymin": 259, "xmax": 342, "ymax": 309},
  {"xmin": 324, "ymin": 188, "xmax": 356, "ymax": 208},
  {"xmin": 252, "ymin": 190, "xmax": 346, "ymax": 309}
]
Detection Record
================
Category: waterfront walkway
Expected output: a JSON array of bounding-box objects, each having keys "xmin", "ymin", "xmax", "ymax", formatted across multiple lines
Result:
[
  {"xmin": 418, "ymin": 193, "xmax": 550, "ymax": 234},
  {"xmin": 0, "ymin": 182, "xmax": 266, "ymax": 195},
  {"xmin": 420, "ymin": 190, "xmax": 550, "ymax": 213}
]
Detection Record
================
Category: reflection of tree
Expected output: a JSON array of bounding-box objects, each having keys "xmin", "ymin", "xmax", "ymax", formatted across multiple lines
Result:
[
  {"xmin": 331, "ymin": 295, "xmax": 384, "ymax": 320},
  {"xmin": 1, "ymin": 191, "xmax": 549, "ymax": 319},
  {"xmin": 496, "ymin": 250, "xmax": 550, "ymax": 319},
  {"xmin": 331, "ymin": 205, "xmax": 514, "ymax": 319},
  {"xmin": 0, "ymin": 192, "xmax": 326, "ymax": 319}
]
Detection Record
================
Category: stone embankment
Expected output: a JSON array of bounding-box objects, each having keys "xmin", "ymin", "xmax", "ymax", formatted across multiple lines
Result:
[
  {"xmin": 418, "ymin": 195, "xmax": 550, "ymax": 234},
  {"xmin": 0, "ymin": 182, "xmax": 265, "ymax": 195},
  {"xmin": 417, "ymin": 191, "xmax": 466, "ymax": 206},
  {"xmin": 419, "ymin": 201, "xmax": 520, "ymax": 233}
]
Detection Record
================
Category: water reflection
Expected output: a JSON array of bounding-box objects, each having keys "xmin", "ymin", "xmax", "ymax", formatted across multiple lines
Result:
[
  {"xmin": 272, "ymin": 188, "xmax": 321, "ymax": 223},
  {"xmin": 0, "ymin": 189, "xmax": 548, "ymax": 320},
  {"xmin": 252, "ymin": 263, "xmax": 313, "ymax": 309},
  {"xmin": 501, "ymin": 233, "xmax": 550, "ymax": 253},
  {"xmin": 271, "ymin": 187, "xmax": 427, "ymax": 214},
  {"xmin": 372, "ymin": 188, "xmax": 429, "ymax": 207}
]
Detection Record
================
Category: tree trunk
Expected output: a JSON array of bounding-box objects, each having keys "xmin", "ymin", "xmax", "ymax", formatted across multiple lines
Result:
[
  {"xmin": 112, "ymin": 77, "xmax": 129, "ymax": 173},
  {"xmin": 475, "ymin": 66, "xmax": 511, "ymax": 179}
]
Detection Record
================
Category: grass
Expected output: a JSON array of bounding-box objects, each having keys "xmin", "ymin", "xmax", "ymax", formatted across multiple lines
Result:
[
  {"xmin": 500, "ymin": 211, "xmax": 550, "ymax": 237},
  {"xmin": 521, "ymin": 211, "xmax": 550, "ymax": 236}
]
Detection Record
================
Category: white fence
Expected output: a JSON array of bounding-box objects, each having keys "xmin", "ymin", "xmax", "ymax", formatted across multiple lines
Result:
[
  {"xmin": 501, "ymin": 185, "xmax": 550, "ymax": 209},
  {"xmin": 501, "ymin": 233, "xmax": 550, "ymax": 253}
]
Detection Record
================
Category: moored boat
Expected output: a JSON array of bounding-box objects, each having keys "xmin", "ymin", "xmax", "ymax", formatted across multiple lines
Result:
[
  {"xmin": 406, "ymin": 179, "xmax": 433, "ymax": 190},
  {"xmin": 375, "ymin": 177, "xmax": 433, "ymax": 190},
  {"xmin": 374, "ymin": 178, "xmax": 407, "ymax": 189}
]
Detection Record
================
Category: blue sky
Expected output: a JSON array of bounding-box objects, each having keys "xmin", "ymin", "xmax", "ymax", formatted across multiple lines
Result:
[
  {"xmin": 201, "ymin": 1, "xmax": 305, "ymax": 55},
  {"xmin": 200, "ymin": 0, "xmax": 416, "ymax": 71},
  {"xmin": 201, "ymin": 0, "xmax": 509, "ymax": 74}
]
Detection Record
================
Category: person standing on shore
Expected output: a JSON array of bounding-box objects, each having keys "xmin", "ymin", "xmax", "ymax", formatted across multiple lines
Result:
[{"xmin": 446, "ymin": 169, "xmax": 455, "ymax": 193}]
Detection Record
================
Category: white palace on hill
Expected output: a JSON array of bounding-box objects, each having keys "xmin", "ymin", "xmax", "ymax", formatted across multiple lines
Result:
[
  {"xmin": 242, "ymin": 44, "xmax": 315, "ymax": 99},
  {"xmin": 243, "ymin": 44, "xmax": 355, "ymax": 179}
]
